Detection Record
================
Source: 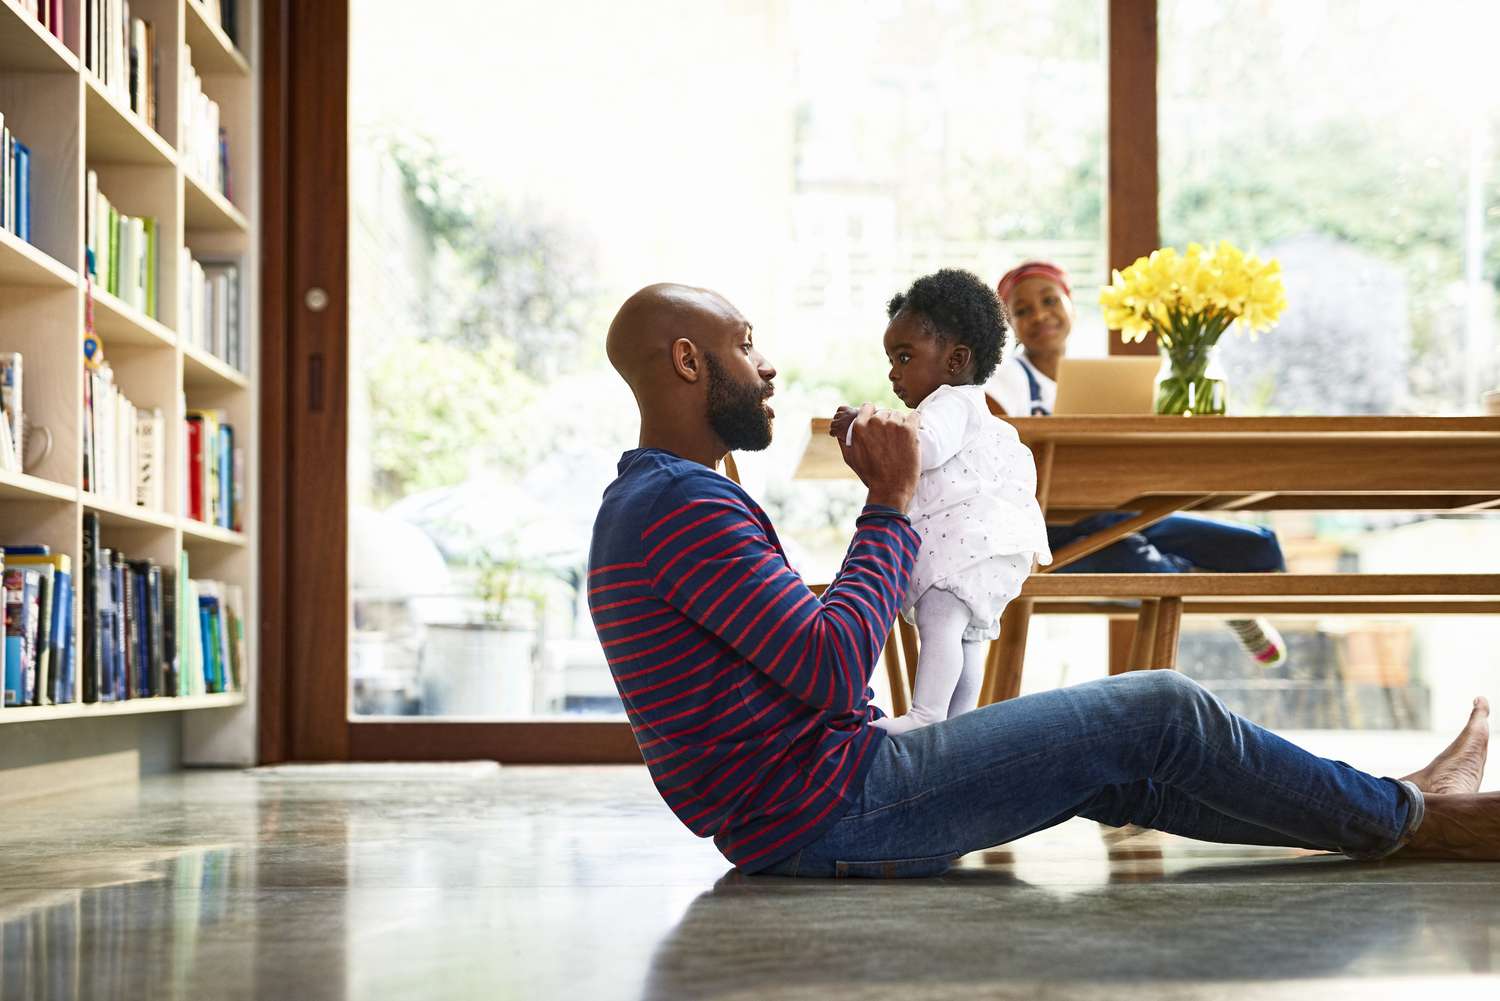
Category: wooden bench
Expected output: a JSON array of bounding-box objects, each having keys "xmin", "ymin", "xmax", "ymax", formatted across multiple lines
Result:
[
  {"xmin": 986, "ymin": 573, "xmax": 1500, "ymax": 705},
  {"xmin": 874, "ymin": 573, "xmax": 1500, "ymax": 713}
]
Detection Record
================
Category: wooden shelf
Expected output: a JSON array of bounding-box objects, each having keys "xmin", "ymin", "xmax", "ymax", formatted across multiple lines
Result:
[
  {"xmin": 0, "ymin": 468, "xmax": 76, "ymax": 502},
  {"xmin": 82, "ymin": 493, "xmax": 177, "ymax": 531},
  {"xmin": 0, "ymin": 692, "xmax": 246, "ymax": 724},
  {"xmin": 0, "ymin": 0, "xmax": 78, "ymax": 73},
  {"xmin": 84, "ymin": 73, "xmax": 176, "ymax": 167},
  {"xmin": 90, "ymin": 287, "xmax": 176, "ymax": 349},
  {"xmin": 183, "ymin": 342, "xmax": 250, "ymax": 389},
  {"xmin": 0, "ymin": 1, "xmax": 258, "ymax": 746},
  {"xmin": 184, "ymin": 0, "xmax": 251, "ymax": 76},
  {"xmin": 181, "ymin": 518, "xmax": 248, "ymax": 548},
  {"xmin": 184, "ymin": 172, "xmax": 249, "ymax": 232},
  {"xmin": 0, "ymin": 226, "xmax": 78, "ymax": 287}
]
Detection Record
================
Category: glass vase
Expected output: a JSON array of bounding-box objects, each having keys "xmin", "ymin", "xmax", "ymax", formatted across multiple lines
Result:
[{"xmin": 1154, "ymin": 341, "xmax": 1228, "ymax": 416}]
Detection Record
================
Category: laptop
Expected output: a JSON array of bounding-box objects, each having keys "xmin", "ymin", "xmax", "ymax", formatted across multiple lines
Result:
[{"xmin": 1052, "ymin": 357, "xmax": 1160, "ymax": 415}]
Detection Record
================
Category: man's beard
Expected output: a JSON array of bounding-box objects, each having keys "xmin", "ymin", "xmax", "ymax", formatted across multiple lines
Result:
[{"xmin": 705, "ymin": 353, "xmax": 773, "ymax": 452}]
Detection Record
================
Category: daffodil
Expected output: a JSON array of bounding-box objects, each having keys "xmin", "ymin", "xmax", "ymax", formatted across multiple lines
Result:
[{"xmin": 1098, "ymin": 241, "xmax": 1286, "ymax": 414}]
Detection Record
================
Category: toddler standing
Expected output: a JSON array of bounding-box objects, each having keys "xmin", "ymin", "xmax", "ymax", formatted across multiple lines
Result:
[{"xmin": 831, "ymin": 269, "xmax": 1051, "ymax": 734}]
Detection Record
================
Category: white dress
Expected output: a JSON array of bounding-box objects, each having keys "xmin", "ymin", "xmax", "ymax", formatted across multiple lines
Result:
[{"xmin": 902, "ymin": 384, "xmax": 1052, "ymax": 642}]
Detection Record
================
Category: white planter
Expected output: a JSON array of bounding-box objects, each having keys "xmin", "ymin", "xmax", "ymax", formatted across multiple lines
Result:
[{"xmin": 422, "ymin": 623, "xmax": 537, "ymax": 717}]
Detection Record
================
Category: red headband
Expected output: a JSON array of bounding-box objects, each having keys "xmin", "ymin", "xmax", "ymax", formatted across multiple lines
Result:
[{"xmin": 997, "ymin": 261, "xmax": 1071, "ymax": 304}]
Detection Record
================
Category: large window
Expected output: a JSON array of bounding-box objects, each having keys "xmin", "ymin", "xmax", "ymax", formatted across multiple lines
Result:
[
  {"xmin": 346, "ymin": 0, "xmax": 1107, "ymax": 719},
  {"xmin": 1152, "ymin": 0, "xmax": 1500, "ymax": 734}
]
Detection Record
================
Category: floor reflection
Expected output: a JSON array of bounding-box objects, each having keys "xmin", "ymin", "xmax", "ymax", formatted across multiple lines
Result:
[
  {"xmin": 643, "ymin": 844, "xmax": 1500, "ymax": 1000},
  {"xmin": 0, "ymin": 846, "xmax": 248, "ymax": 1001}
]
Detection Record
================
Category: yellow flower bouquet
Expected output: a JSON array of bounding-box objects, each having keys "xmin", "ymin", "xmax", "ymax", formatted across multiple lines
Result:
[{"xmin": 1099, "ymin": 242, "xmax": 1286, "ymax": 415}]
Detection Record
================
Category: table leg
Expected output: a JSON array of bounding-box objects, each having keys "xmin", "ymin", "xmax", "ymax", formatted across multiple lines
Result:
[
  {"xmin": 1125, "ymin": 599, "xmax": 1159, "ymax": 672},
  {"xmin": 882, "ymin": 632, "xmax": 910, "ymax": 718},
  {"xmin": 1151, "ymin": 597, "xmax": 1184, "ymax": 670},
  {"xmin": 980, "ymin": 598, "xmax": 1033, "ymax": 706}
]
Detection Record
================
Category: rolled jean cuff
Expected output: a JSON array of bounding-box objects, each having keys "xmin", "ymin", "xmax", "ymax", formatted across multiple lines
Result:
[{"xmin": 1356, "ymin": 778, "xmax": 1425, "ymax": 861}]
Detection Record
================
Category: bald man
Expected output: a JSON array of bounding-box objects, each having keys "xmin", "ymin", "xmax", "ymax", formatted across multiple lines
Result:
[{"xmin": 588, "ymin": 283, "xmax": 1500, "ymax": 878}]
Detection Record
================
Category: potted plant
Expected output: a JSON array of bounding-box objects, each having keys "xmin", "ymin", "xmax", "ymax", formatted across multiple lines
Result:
[{"xmin": 421, "ymin": 544, "xmax": 546, "ymax": 717}]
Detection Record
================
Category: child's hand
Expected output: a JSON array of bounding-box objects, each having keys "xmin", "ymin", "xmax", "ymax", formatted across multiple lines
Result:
[{"xmin": 829, "ymin": 406, "xmax": 858, "ymax": 445}]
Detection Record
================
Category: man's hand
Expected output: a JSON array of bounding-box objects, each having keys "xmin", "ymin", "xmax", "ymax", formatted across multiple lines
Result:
[{"xmin": 835, "ymin": 403, "xmax": 921, "ymax": 512}]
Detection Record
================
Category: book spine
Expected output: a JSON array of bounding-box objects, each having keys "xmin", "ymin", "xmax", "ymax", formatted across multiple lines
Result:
[
  {"xmin": 3, "ymin": 569, "xmax": 24, "ymax": 706},
  {"xmin": 186, "ymin": 418, "xmax": 204, "ymax": 520},
  {"xmin": 52, "ymin": 568, "xmax": 73, "ymax": 703},
  {"xmin": 109, "ymin": 554, "xmax": 125, "ymax": 700},
  {"xmin": 81, "ymin": 513, "xmax": 102, "ymax": 702},
  {"xmin": 161, "ymin": 562, "xmax": 176, "ymax": 696},
  {"xmin": 146, "ymin": 564, "xmax": 163, "ymax": 697},
  {"xmin": 29, "ymin": 566, "xmax": 52, "ymax": 705}
]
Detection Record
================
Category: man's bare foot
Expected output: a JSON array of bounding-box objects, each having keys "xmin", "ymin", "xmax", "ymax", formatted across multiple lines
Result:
[
  {"xmin": 1402, "ymin": 791, "xmax": 1500, "ymax": 860},
  {"xmin": 1401, "ymin": 697, "xmax": 1490, "ymax": 795}
]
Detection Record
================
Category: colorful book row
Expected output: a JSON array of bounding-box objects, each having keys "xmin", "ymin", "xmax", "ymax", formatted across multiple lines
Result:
[
  {"xmin": 0, "ymin": 112, "xmax": 32, "ymax": 245},
  {"xmin": 86, "ymin": 170, "xmax": 159, "ymax": 318}
]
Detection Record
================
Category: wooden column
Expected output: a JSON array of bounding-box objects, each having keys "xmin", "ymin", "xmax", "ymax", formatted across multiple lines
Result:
[
  {"xmin": 1107, "ymin": 0, "xmax": 1159, "ymax": 357},
  {"xmin": 1105, "ymin": 0, "xmax": 1161, "ymax": 679}
]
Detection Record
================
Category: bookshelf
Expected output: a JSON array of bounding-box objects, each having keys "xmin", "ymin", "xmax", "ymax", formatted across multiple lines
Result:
[{"xmin": 0, "ymin": 0, "xmax": 256, "ymax": 735}]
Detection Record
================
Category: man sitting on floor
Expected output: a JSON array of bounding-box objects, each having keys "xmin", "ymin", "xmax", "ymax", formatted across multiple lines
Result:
[{"xmin": 587, "ymin": 281, "xmax": 1499, "ymax": 877}]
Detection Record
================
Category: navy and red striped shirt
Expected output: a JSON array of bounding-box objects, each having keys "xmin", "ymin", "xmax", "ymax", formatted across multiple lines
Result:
[{"xmin": 588, "ymin": 448, "xmax": 919, "ymax": 871}]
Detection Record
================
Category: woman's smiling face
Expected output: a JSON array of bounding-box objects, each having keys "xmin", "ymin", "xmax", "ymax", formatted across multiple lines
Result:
[{"xmin": 1006, "ymin": 276, "xmax": 1074, "ymax": 355}]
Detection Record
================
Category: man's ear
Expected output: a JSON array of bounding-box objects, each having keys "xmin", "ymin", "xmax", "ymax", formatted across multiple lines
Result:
[
  {"xmin": 671, "ymin": 338, "xmax": 703, "ymax": 383},
  {"xmin": 948, "ymin": 344, "xmax": 972, "ymax": 375}
]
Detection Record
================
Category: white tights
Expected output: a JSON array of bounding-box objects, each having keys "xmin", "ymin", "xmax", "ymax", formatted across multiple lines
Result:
[{"xmin": 872, "ymin": 588, "xmax": 986, "ymax": 735}]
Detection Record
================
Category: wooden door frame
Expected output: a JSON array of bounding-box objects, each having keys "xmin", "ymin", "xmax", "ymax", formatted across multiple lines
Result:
[{"xmin": 258, "ymin": 0, "xmax": 640, "ymax": 763}]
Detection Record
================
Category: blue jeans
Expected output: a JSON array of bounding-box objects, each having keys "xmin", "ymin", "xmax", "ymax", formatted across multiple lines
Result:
[
  {"xmin": 757, "ymin": 672, "xmax": 1423, "ymax": 877},
  {"xmin": 1049, "ymin": 513, "xmax": 1286, "ymax": 574}
]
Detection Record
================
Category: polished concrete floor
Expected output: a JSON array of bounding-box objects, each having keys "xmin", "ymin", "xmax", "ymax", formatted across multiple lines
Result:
[{"xmin": 2, "ymin": 747, "xmax": 1499, "ymax": 1000}]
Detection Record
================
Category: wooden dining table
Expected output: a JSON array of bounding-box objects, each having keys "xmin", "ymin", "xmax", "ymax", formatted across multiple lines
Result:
[
  {"xmin": 795, "ymin": 414, "xmax": 1500, "ymax": 708},
  {"xmin": 798, "ymin": 415, "xmax": 1500, "ymax": 568}
]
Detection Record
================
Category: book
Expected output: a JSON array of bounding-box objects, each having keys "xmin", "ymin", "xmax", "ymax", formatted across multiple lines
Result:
[
  {"xmin": 107, "ymin": 202, "xmax": 118, "ymax": 296},
  {"xmin": 0, "ymin": 413, "xmax": 16, "ymax": 472},
  {"xmin": 181, "ymin": 574, "xmax": 203, "ymax": 696},
  {"xmin": 200, "ymin": 261, "xmax": 242, "ymax": 370},
  {"xmin": 81, "ymin": 512, "xmax": 102, "ymax": 702},
  {"xmin": 135, "ymin": 407, "xmax": 164, "ymax": 509},
  {"xmin": 143, "ymin": 216, "xmax": 157, "ymax": 317},
  {"xmin": 161, "ymin": 562, "xmax": 177, "ymax": 696},
  {"xmin": 225, "ymin": 583, "xmax": 245, "ymax": 691},
  {"xmin": 86, "ymin": 171, "xmax": 98, "ymax": 278},
  {"xmin": 0, "ymin": 352, "xmax": 22, "ymax": 472},
  {"xmin": 1, "ymin": 123, "xmax": 9, "ymax": 234},
  {"xmin": 4, "ymin": 567, "xmax": 40, "ymax": 706},
  {"xmin": 122, "ymin": 558, "xmax": 139, "ymax": 697},
  {"xmin": 217, "ymin": 423, "xmax": 233, "ymax": 528},
  {"xmin": 145, "ymin": 562, "xmax": 164, "ymax": 696},
  {"xmin": 107, "ymin": 550, "xmax": 125, "ymax": 701},
  {"xmin": 186, "ymin": 416, "xmax": 204, "ymax": 521},
  {"xmin": 15, "ymin": 142, "xmax": 29, "ymax": 244}
]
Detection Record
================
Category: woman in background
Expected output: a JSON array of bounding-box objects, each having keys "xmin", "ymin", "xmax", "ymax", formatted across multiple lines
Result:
[{"xmin": 987, "ymin": 261, "xmax": 1289, "ymax": 670}]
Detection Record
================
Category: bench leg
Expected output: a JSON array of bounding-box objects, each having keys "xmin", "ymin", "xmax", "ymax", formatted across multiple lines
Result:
[
  {"xmin": 980, "ymin": 598, "xmax": 1033, "ymax": 706},
  {"xmin": 1126, "ymin": 600, "xmax": 1160, "ymax": 672},
  {"xmin": 1150, "ymin": 597, "xmax": 1184, "ymax": 670},
  {"xmin": 882, "ymin": 631, "xmax": 910, "ymax": 718}
]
